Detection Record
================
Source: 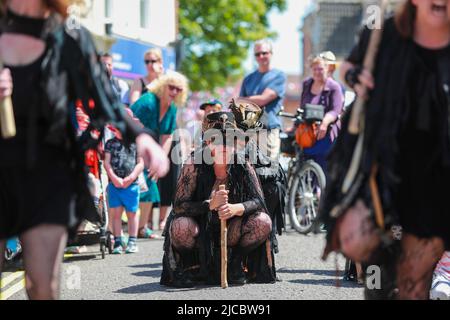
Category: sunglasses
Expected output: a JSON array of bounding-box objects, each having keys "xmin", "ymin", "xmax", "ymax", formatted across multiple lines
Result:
[
  {"xmin": 168, "ymin": 84, "xmax": 183, "ymax": 93},
  {"xmin": 254, "ymin": 51, "xmax": 270, "ymax": 58},
  {"xmin": 145, "ymin": 59, "xmax": 160, "ymax": 65}
]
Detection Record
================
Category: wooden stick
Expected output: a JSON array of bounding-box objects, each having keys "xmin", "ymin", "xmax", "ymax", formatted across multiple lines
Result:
[
  {"xmin": 219, "ymin": 184, "xmax": 228, "ymax": 289},
  {"xmin": 348, "ymin": 0, "xmax": 388, "ymax": 135},
  {"xmin": 0, "ymin": 61, "xmax": 16, "ymax": 139},
  {"xmin": 343, "ymin": 0, "xmax": 388, "ymax": 193},
  {"xmin": 369, "ymin": 164, "xmax": 385, "ymax": 229},
  {"xmin": 265, "ymin": 239, "xmax": 273, "ymax": 268}
]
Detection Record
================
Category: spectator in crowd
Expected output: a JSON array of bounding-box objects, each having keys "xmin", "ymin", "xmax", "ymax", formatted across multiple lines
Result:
[
  {"xmin": 300, "ymin": 55, "xmax": 344, "ymax": 175},
  {"xmin": 100, "ymin": 52, "xmax": 130, "ymax": 106},
  {"xmin": 199, "ymin": 99, "xmax": 223, "ymax": 116},
  {"xmin": 129, "ymin": 48, "xmax": 164, "ymax": 105},
  {"xmin": 430, "ymin": 252, "xmax": 450, "ymax": 300},
  {"xmin": 131, "ymin": 72, "xmax": 189, "ymax": 237},
  {"xmin": 240, "ymin": 39, "xmax": 286, "ymax": 161},
  {"xmin": 104, "ymin": 109, "xmax": 145, "ymax": 254}
]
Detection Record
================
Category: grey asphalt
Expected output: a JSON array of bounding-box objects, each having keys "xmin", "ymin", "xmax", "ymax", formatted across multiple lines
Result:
[{"xmin": 8, "ymin": 228, "xmax": 364, "ymax": 300}]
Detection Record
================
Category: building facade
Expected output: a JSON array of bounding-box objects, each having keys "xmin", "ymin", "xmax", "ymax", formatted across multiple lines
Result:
[
  {"xmin": 76, "ymin": 0, "xmax": 178, "ymax": 80},
  {"xmin": 301, "ymin": 0, "xmax": 401, "ymax": 77}
]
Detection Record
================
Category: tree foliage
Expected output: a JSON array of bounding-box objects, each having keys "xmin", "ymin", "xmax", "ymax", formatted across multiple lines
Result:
[{"xmin": 178, "ymin": 0, "xmax": 287, "ymax": 92}]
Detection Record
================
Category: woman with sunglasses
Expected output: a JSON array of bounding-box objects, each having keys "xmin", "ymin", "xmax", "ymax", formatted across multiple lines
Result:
[
  {"xmin": 129, "ymin": 48, "xmax": 164, "ymax": 105},
  {"xmin": 131, "ymin": 71, "xmax": 188, "ymax": 239},
  {"xmin": 160, "ymin": 112, "xmax": 275, "ymax": 288}
]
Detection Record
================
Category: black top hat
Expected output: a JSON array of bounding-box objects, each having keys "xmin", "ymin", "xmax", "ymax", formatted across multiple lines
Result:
[{"xmin": 202, "ymin": 112, "xmax": 236, "ymax": 133}]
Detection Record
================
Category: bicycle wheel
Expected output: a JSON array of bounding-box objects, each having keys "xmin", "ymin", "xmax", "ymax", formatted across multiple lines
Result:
[{"xmin": 288, "ymin": 160, "xmax": 326, "ymax": 234}]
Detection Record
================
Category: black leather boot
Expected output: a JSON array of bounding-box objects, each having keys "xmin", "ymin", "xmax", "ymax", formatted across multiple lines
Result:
[
  {"xmin": 228, "ymin": 249, "xmax": 246, "ymax": 285},
  {"xmin": 171, "ymin": 251, "xmax": 195, "ymax": 288}
]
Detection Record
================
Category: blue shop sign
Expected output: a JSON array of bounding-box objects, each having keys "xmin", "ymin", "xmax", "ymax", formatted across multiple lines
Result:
[{"xmin": 110, "ymin": 37, "xmax": 176, "ymax": 80}]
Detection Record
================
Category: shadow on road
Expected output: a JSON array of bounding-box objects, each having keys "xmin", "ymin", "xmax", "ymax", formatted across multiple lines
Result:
[
  {"xmin": 116, "ymin": 282, "xmax": 212, "ymax": 294},
  {"xmin": 63, "ymin": 254, "xmax": 101, "ymax": 262},
  {"xmin": 277, "ymin": 269, "xmax": 341, "ymax": 277},
  {"xmin": 288, "ymin": 278, "xmax": 362, "ymax": 288},
  {"xmin": 129, "ymin": 263, "xmax": 162, "ymax": 269},
  {"xmin": 132, "ymin": 270, "xmax": 162, "ymax": 278}
]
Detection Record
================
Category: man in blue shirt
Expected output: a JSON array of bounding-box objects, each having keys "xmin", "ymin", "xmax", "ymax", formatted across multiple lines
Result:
[{"xmin": 240, "ymin": 39, "xmax": 286, "ymax": 161}]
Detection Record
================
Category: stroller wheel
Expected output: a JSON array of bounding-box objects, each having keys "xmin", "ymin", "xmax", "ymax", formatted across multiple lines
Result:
[
  {"xmin": 106, "ymin": 232, "xmax": 114, "ymax": 254},
  {"xmin": 100, "ymin": 243, "xmax": 106, "ymax": 259},
  {"xmin": 5, "ymin": 248, "xmax": 13, "ymax": 261}
]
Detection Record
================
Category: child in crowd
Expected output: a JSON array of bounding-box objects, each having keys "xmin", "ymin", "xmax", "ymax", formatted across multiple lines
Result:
[
  {"xmin": 431, "ymin": 252, "xmax": 450, "ymax": 300},
  {"xmin": 104, "ymin": 108, "xmax": 144, "ymax": 254}
]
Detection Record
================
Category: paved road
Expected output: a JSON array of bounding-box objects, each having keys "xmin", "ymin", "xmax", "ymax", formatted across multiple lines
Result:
[{"xmin": 2, "ymin": 229, "xmax": 364, "ymax": 300}]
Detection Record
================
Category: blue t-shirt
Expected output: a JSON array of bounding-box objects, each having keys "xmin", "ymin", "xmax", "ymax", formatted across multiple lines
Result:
[{"xmin": 239, "ymin": 69, "xmax": 286, "ymax": 129}]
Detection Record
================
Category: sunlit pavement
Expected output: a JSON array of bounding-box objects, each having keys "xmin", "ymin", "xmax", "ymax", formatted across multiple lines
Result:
[{"xmin": 2, "ymin": 229, "xmax": 364, "ymax": 300}]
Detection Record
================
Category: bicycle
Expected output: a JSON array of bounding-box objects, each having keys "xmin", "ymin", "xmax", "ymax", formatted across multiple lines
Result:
[{"xmin": 279, "ymin": 106, "xmax": 326, "ymax": 235}]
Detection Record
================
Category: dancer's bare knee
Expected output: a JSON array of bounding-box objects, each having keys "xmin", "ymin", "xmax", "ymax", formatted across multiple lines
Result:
[{"xmin": 26, "ymin": 275, "xmax": 59, "ymax": 300}]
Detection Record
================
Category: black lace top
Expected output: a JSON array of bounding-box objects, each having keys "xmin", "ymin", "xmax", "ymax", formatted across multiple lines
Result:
[{"xmin": 173, "ymin": 151, "xmax": 266, "ymax": 221}]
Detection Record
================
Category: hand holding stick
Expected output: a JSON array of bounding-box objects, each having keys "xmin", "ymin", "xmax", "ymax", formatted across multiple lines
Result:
[
  {"xmin": 219, "ymin": 184, "xmax": 228, "ymax": 289},
  {"xmin": 0, "ymin": 62, "xmax": 16, "ymax": 139}
]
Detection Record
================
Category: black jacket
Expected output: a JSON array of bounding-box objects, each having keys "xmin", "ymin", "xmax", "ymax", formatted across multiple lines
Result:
[{"xmin": 0, "ymin": 12, "xmax": 152, "ymax": 235}]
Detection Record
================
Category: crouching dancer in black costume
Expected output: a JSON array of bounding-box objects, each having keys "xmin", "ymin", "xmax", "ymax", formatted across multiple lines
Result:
[
  {"xmin": 229, "ymin": 98, "xmax": 287, "ymax": 254},
  {"xmin": 160, "ymin": 112, "xmax": 275, "ymax": 287}
]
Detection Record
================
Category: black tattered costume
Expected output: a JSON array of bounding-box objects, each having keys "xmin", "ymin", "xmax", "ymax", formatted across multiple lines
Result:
[
  {"xmin": 160, "ymin": 107, "xmax": 286, "ymax": 287},
  {"xmin": 318, "ymin": 18, "xmax": 450, "ymax": 297},
  {"xmin": 320, "ymin": 17, "xmax": 450, "ymax": 251},
  {"xmin": 0, "ymin": 10, "xmax": 147, "ymax": 239}
]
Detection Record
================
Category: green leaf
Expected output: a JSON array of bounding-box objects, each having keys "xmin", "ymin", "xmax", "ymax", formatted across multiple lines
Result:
[{"xmin": 178, "ymin": 0, "xmax": 286, "ymax": 92}]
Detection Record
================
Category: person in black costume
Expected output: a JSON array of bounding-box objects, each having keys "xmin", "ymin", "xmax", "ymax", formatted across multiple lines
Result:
[
  {"xmin": 319, "ymin": 0, "xmax": 450, "ymax": 300},
  {"xmin": 160, "ymin": 112, "xmax": 275, "ymax": 288},
  {"xmin": 228, "ymin": 98, "xmax": 287, "ymax": 253},
  {"xmin": 0, "ymin": 0, "xmax": 169, "ymax": 299}
]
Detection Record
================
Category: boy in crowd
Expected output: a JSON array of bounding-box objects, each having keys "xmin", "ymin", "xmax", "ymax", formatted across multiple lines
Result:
[{"xmin": 104, "ymin": 109, "xmax": 145, "ymax": 254}]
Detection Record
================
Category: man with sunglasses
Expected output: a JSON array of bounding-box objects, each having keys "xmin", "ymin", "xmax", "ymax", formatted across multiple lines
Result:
[
  {"xmin": 239, "ymin": 39, "xmax": 286, "ymax": 161},
  {"xmin": 101, "ymin": 52, "xmax": 130, "ymax": 106}
]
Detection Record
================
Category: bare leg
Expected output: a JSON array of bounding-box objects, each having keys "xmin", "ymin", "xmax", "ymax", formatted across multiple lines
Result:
[
  {"xmin": 396, "ymin": 233, "xmax": 444, "ymax": 300},
  {"xmin": 170, "ymin": 217, "xmax": 199, "ymax": 251},
  {"xmin": 138, "ymin": 202, "xmax": 153, "ymax": 233},
  {"xmin": 110, "ymin": 207, "xmax": 124, "ymax": 237},
  {"xmin": 127, "ymin": 212, "xmax": 139, "ymax": 238},
  {"xmin": 20, "ymin": 225, "xmax": 67, "ymax": 300},
  {"xmin": 356, "ymin": 263, "xmax": 364, "ymax": 284},
  {"xmin": 159, "ymin": 206, "xmax": 171, "ymax": 230}
]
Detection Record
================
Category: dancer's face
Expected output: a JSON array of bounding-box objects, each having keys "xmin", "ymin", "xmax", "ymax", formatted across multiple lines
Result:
[
  {"xmin": 413, "ymin": 0, "xmax": 450, "ymax": 29},
  {"xmin": 208, "ymin": 135, "xmax": 235, "ymax": 165}
]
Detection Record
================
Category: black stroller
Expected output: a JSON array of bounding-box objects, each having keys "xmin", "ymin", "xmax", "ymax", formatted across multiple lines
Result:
[{"xmin": 66, "ymin": 150, "xmax": 113, "ymax": 259}]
